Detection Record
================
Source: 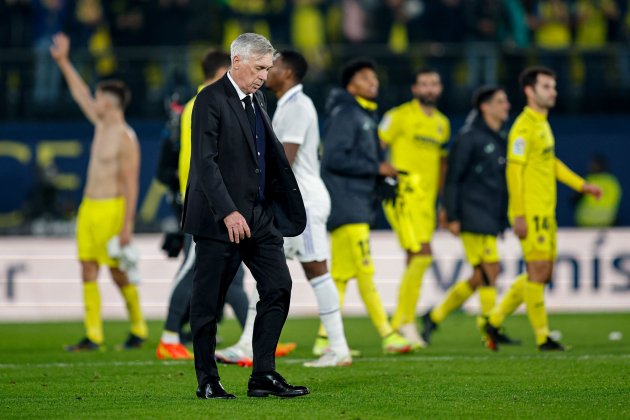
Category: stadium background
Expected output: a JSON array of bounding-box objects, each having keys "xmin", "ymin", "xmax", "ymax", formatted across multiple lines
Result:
[{"xmin": 0, "ymin": 0, "xmax": 629, "ymax": 319}]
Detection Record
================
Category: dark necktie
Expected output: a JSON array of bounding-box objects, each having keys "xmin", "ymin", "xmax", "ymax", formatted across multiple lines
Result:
[{"xmin": 242, "ymin": 95, "xmax": 256, "ymax": 133}]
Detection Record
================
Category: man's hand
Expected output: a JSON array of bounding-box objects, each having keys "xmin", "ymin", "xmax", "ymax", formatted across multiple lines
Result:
[
  {"xmin": 582, "ymin": 182, "xmax": 603, "ymax": 200},
  {"xmin": 378, "ymin": 162, "xmax": 398, "ymax": 177},
  {"xmin": 513, "ymin": 215, "xmax": 527, "ymax": 240},
  {"xmin": 50, "ymin": 32, "xmax": 70, "ymax": 63},
  {"xmin": 224, "ymin": 211, "xmax": 251, "ymax": 244},
  {"xmin": 119, "ymin": 225, "xmax": 132, "ymax": 247},
  {"xmin": 447, "ymin": 220, "xmax": 461, "ymax": 236}
]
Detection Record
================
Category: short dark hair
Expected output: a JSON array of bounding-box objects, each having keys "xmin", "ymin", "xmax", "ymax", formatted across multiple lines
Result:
[
  {"xmin": 201, "ymin": 49, "xmax": 230, "ymax": 79},
  {"xmin": 519, "ymin": 66, "xmax": 556, "ymax": 93},
  {"xmin": 96, "ymin": 79, "xmax": 131, "ymax": 109},
  {"xmin": 340, "ymin": 58, "xmax": 376, "ymax": 88},
  {"xmin": 413, "ymin": 67, "xmax": 439, "ymax": 83},
  {"xmin": 278, "ymin": 50, "xmax": 308, "ymax": 82},
  {"xmin": 472, "ymin": 85, "xmax": 504, "ymax": 111}
]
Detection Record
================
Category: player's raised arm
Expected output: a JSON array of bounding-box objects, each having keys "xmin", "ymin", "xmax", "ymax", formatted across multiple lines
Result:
[
  {"xmin": 50, "ymin": 32, "xmax": 99, "ymax": 124},
  {"xmin": 119, "ymin": 130, "xmax": 140, "ymax": 246}
]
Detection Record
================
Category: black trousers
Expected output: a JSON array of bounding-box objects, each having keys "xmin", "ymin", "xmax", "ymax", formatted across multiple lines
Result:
[
  {"xmin": 164, "ymin": 234, "xmax": 249, "ymax": 333},
  {"xmin": 191, "ymin": 204, "xmax": 292, "ymax": 386}
]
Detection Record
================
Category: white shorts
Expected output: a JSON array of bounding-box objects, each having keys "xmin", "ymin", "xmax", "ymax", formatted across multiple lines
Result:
[{"xmin": 284, "ymin": 202, "xmax": 330, "ymax": 263}]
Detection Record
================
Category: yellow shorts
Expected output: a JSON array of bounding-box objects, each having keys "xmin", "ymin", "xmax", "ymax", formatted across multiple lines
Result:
[
  {"xmin": 460, "ymin": 233, "xmax": 500, "ymax": 266},
  {"xmin": 383, "ymin": 173, "xmax": 435, "ymax": 253},
  {"xmin": 330, "ymin": 223, "xmax": 375, "ymax": 281},
  {"xmin": 517, "ymin": 213, "xmax": 557, "ymax": 262},
  {"xmin": 77, "ymin": 197, "xmax": 125, "ymax": 267}
]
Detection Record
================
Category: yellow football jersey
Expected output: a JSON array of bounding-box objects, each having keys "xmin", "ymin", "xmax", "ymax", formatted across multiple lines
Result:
[
  {"xmin": 378, "ymin": 100, "xmax": 450, "ymax": 201},
  {"xmin": 507, "ymin": 106, "xmax": 557, "ymax": 216},
  {"xmin": 178, "ymin": 85, "xmax": 205, "ymax": 196}
]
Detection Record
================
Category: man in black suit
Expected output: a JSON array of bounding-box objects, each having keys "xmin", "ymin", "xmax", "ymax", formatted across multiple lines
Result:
[{"xmin": 182, "ymin": 33, "xmax": 309, "ymax": 399}]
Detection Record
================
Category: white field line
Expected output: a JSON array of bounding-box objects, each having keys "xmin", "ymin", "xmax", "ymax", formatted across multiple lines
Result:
[{"xmin": 1, "ymin": 353, "xmax": 629, "ymax": 370}]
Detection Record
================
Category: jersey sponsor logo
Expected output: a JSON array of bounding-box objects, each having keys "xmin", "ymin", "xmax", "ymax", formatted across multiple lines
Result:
[
  {"xmin": 512, "ymin": 137, "xmax": 525, "ymax": 157},
  {"xmin": 413, "ymin": 135, "xmax": 442, "ymax": 146}
]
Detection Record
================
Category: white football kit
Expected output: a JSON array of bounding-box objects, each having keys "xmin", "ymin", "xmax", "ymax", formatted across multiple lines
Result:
[{"xmin": 272, "ymin": 84, "xmax": 330, "ymax": 263}]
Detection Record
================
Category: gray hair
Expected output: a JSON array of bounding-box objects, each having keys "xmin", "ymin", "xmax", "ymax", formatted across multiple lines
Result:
[{"xmin": 230, "ymin": 33, "xmax": 275, "ymax": 63}]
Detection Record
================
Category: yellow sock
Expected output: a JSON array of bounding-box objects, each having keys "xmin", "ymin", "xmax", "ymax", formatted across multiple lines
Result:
[
  {"xmin": 524, "ymin": 281, "xmax": 549, "ymax": 345},
  {"xmin": 488, "ymin": 273, "xmax": 527, "ymax": 327},
  {"xmin": 83, "ymin": 281, "xmax": 103, "ymax": 345},
  {"xmin": 391, "ymin": 255, "xmax": 432, "ymax": 329},
  {"xmin": 318, "ymin": 277, "xmax": 348, "ymax": 338},
  {"xmin": 430, "ymin": 280, "xmax": 474, "ymax": 324},
  {"xmin": 357, "ymin": 271, "xmax": 393, "ymax": 338},
  {"xmin": 121, "ymin": 284, "xmax": 148, "ymax": 339},
  {"xmin": 476, "ymin": 286, "xmax": 498, "ymax": 332},
  {"xmin": 478, "ymin": 286, "xmax": 497, "ymax": 318}
]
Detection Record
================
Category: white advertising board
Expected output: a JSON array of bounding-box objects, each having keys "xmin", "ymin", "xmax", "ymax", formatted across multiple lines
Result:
[{"xmin": 0, "ymin": 229, "xmax": 628, "ymax": 321}]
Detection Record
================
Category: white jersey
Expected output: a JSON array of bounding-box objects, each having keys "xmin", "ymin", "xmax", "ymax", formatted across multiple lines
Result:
[
  {"xmin": 272, "ymin": 84, "xmax": 330, "ymax": 210},
  {"xmin": 273, "ymin": 84, "xmax": 330, "ymax": 262}
]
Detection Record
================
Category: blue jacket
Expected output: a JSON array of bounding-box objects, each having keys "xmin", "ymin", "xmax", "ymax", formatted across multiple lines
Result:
[{"xmin": 321, "ymin": 89, "xmax": 382, "ymax": 231}]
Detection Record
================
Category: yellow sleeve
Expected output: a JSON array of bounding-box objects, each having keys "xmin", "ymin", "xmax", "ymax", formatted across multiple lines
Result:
[
  {"xmin": 506, "ymin": 120, "xmax": 530, "ymax": 215},
  {"xmin": 378, "ymin": 109, "xmax": 399, "ymax": 145},
  {"xmin": 507, "ymin": 123, "xmax": 528, "ymax": 165},
  {"xmin": 178, "ymin": 99, "xmax": 194, "ymax": 196},
  {"xmin": 555, "ymin": 158, "xmax": 585, "ymax": 192},
  {"xmin": 507, "ymin": 161, "xmax": 526, "ymax": 216}
]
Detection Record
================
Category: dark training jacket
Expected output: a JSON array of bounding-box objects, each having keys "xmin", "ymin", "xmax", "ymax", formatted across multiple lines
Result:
[
  {"xmin": 444, "ymin": 111, "xmax": 509, "ymax": 235},
  {"xmin": 321, "ymin": 88, "xmax": 382, "ymax": 231}
]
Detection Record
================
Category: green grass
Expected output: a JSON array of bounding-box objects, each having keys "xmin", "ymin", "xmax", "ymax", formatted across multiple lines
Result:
[{"xmin": 1, "ymin": 313, "xmax": 629, "ymax": 419}]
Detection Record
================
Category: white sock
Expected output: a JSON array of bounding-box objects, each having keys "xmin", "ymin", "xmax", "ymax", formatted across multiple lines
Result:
[
  {"xmin": 310, "ymin": 273, "xmax": 350, "ymax": 356},
  {"xmin": 161, "ymin": 330, "xmax": 180, "ymax": 345},
  {"xmin": 236, "ymin": 287, "xmax": 258, "ymax": 351}
]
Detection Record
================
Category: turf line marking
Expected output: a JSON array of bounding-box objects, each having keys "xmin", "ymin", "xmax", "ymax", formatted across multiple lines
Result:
[
  {"xmin": 0, "ymin": 360, "xmax": 189, "ymax": 370},
  {"xmin": 1, "ymin": 354, "xmax": 628, "ymax": 370},
  {"xmin": 282, "ymin": 353, "xmax": 630, "ymax": 364}
]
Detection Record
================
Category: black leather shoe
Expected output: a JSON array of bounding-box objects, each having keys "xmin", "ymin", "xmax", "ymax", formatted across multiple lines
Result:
[
  {"xmin": 196, "ymin": 381, "xmax": 236, "ymax": 399},
  {"xmin": 247, "ymin": 371, "xmax": 309, "ymax": 398}
]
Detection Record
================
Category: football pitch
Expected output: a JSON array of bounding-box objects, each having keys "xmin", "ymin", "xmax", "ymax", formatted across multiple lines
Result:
[{"xmin": 1, "ymin": 313, "xmax": 628, "ymax": 419}]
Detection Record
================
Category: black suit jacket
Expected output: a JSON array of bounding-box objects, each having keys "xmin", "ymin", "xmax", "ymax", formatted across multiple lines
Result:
[{"xmin": 181, "ymin": 73, "xmax": 306, "ymax": 239}]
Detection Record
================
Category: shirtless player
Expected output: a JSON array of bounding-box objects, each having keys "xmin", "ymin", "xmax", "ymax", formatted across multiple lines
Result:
[{"xmin": 51, "ymin": 32, "xmax": 148, "ymax": 351}]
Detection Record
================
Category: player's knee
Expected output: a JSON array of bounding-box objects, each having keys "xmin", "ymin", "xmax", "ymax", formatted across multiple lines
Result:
[
  {"xmin": 468, "ymin": 268, "xmax": 483, "ymax": 289},
  {"xmin": 527, "ymin": 262, "xmax": 553, "ymax": 283},
  {"xmin": 412, "ymin": 243, "xmax": 432, "ymax": 257},
  {"xmin": 81, "ymin": 261, "xmax": 98, "ymax": 278},
  {"xmin": 480, "ymin": 263, "xmax": 500, "ymax": 286},
  {"xmin": 303, "ymin": 261, "xmax": 328, "ymax": 280},
  {"xmin": 109, "ymin": 267, "xmax": 130, "ymax": 288}
]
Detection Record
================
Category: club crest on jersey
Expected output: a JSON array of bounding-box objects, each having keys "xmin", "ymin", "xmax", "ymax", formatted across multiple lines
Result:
[{"xmin": 512, "ymin": 137, "xmax": 525, "ymax": 156}]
